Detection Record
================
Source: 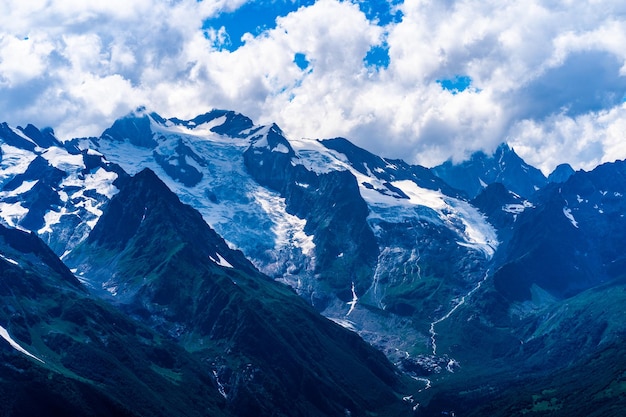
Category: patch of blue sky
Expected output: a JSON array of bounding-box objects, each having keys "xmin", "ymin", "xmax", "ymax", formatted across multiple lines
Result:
[
  {"xmin": 437, "ymin": 75, "xmax": 473, "ymax": 94},
  {"xmin": 364, "ymin": 42, "xmax": 390, "ymax": 70},
  {"xmin": 354, "ymin": 0, "xmax": 404, "ymax": 25},
  {"xmin": 202, "ymin": 0, "xmax": 315, "ymax": 51},
  {"xmin": 293, "ymin": 53, "xmax": 310, "ymax": 71}
]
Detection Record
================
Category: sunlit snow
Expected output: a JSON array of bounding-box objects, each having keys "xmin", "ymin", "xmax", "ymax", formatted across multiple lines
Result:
[
  {"xmin": 391, "ymin": 180, "xmax": 447, "ymax": 210},
  {"xmin": 272, "ymin": 143, "xmax": 289, "ymax": 153},
  {"xmin": 0, "ymin": 180, "xmax": 38, "ymax": 197},
  {"xmin": 38, "ymin": 207, "xmax": 68, "ymax": 235},
  {"xmin": 0, "ymin": 201, "xmax": 28, "ymax": 227},
  {"xmin": 0, "ymin": 253, "xmax": 18, "ymax": 265},
  {"xmin": 252, "ymin": 188, "xmax": 315, "ymax": 257},
  {"xmin": 289, "ymin": 138, "xmax": 498, "ymax": 258},
  {"xmin": 563, "ymin": 207, "xmax": 579, "ymax": 228},
  {"xmin": 191, "ymin": 115, "xmax": 227, "ymax": 134},
  {"xmin": 0, "ymin": 325, "xmax": 44, "ymax": 363},
  {"xmin": 346, "ymin": 281, "xmax": 358, "ymax": 316},
  {"xmin": 84, "ymin": 115, "xmax": 314, "ymax": 281},
  {"xmin": 210, "ymin": 253, "xmax": 233, "ymax": 268},
  {"xmin": 41, "ymin": 147, "xmax": 83, "ymax": 170},
  {"xmin": 0, "ymin": 145, "xmax": 37, "ymax": 184}
]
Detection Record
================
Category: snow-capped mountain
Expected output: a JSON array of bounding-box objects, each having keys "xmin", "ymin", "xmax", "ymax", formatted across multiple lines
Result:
[
  {"xmin": 62, "ymin": 108, "xmax": 501, "ymax": 365},
  {"xmin": 2, "ymin": 108, "xmax": 626, "ymax": 416},
  {"xmin": 0, "ymin": 122, "xmax": 124, "ymax": 256},
  {"xmin": 0, "ymin": 136, "xmax": 414, "ymax": 416},
  {"xmin": 493, "ymin": 159, "xmax": 626, "ymax": 301},
  {"xmin": 432, "ymin": 143, "xmax": 548, "ymax": 199}
]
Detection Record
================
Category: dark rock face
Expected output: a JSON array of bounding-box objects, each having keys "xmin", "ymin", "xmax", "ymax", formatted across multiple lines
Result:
[
  {"xmin": 0, "ymin": 224, "xmax": 82, "ymax": 292},
  {"xmin": 243, "ymin": 129, "xmax": 379, "ymax": 301},
  {"xmin": 321, "ymin": 137, "xmax": 461, "ymax": 197},
  {"xmin": 101, "ymin": 111, "xmax": 158, "ymax": 148},
  {"xmin": 0, "ymin": 122, "xmax": 37, "ymax": 151},
  {"xmin": 548, "ymin": 163, "xmax": 575, "ymax": 183},
  {"xmin": 71, "ymin": 168, "xmax": 410, "ymax": 417},
  {"xmin": 493, "ymin": 160, "xmax": 626, "ymax": 301},
  {"xmin": 433, "ymin": 143, "xmax": 547, "ymax": 199},
  {"xmin": 193, "ymin": 110, "xmax": 256, "ymax": 137},
  {"xmin": 153, "ymin": 139, "xmax": 204, "ymax": 187},
  {"xmin": 18, "ymin": 124, "xmax": 61, "ymax": 149}
]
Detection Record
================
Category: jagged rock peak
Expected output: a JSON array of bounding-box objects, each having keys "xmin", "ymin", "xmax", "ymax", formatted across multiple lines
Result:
[
  {"xmin": 432, "ymin": 142, "xmax": 547, "ymax": 199},
  {"xmin": 548, "ymin": 163, "xmax": 576, "ymax": 183}
]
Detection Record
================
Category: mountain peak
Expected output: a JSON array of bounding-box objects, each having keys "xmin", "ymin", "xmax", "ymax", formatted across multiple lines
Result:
[
  {"xmin": 548, "ymin": 163, "xmax": 575, "ymax": 183},
  {"xmin": 18, "ymin": 124, "xmax": 61, "ymax": 148},
  {"xmin": 432, "ymin": 142, "xmax": 547, "ymax": 198},
  {"xmin": 100, "ymin": 109, "xmax": 165, "ymax": 148},
  {"xmin": 86, "ymin": 167, "xmax": 181, "ymax": 250}
]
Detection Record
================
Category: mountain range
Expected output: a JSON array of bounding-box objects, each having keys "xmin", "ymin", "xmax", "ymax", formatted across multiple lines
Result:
[{"xmin": 0, "ymin": 108, "xmax": 624, "ymax": 416}]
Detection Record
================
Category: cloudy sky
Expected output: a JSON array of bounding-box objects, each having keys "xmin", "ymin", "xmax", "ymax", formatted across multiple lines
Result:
[{"xmin": 1, "ymin": 0, "xmax": 625, "ymax": 173}]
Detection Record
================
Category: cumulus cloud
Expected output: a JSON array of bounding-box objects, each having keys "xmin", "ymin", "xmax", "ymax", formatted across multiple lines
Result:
[{"xmin": 0, "ymin": 0, "xmax": 625, "ymax": 173}]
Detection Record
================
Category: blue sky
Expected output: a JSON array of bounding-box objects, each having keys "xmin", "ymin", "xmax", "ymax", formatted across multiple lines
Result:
[{"xmin": 1, "ymin": 0, "xmax": 626, "ymax": 173}]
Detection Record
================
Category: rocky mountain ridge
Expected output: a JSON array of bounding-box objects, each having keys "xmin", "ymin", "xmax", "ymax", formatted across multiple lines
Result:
[{"xmin": 1, "ymin": 108, "xmax": 625, "ymax": 415}]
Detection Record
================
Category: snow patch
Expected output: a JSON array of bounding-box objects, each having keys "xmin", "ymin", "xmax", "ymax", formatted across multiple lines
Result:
[
  {"xmin": 9, "ymin": 127, "xmax": 38, "ymax": 146},
  {"xmin": 86, "ymin": 148, "xmax": 103, "ymax": 156},
  {"xmin": 0, "ymin": 325, "xmax": 44, "ymax": 363},
  {"xmin": 1, "ymin": 180, "xmax": 38, "ymax": 196},
  {"xmin": 0, "ymin": 202, "xmax": 28, "ymax": 227},
  {"xmin": 346, "ymin": 282, "xmax": 358, "ymax": 316},
  {"xmin": 252, "ymin": 188, "xmax": 315, "ymax": 257},
  {"xmin": 391, "ymin": 180, "xmax": 447, "ymax": 210},
  {"xmin": 329, "ymin": 318, "xmax": 357, "ymax": 332},
  {"xmin": 290, "ymin": 138, "xmax": 348, "ymax": 174},
  {"xmin": 503, "ymin": 201, "xmax": 534, "ymax": 214},
  {"xmin": 0, "ymin": 254, "xmax": 18, "ymax": 265},
  {"xmin": 0, "ymin": 145, "xmax": 37, "ymax": 181},
  {"xmin": 392, "ymin": 180, "xmax": 498, "ymax": 257},
  {"xmin": 272, "ymin": 143, "xmax": 289, "ymax": 153},
  {"xmin": 83, "ymin": 168, "xmax": 118, "ymax": 198},
  {"xmin": 192, "ymin": 115, "xmax": 227, "ymax": 134},
  {"xmin": 213, "ymin": 370, "xmax": 228, "ymax": 399},
  {"xmin": 563, "ymin": 207, "xmax": 579, "ymax": 228},
  {"xmin": 41, "ymin": 147, "xmax": 84, "ymax": 170},
  {"xmin": 210, "ymin": 253, "xmax": 233, "ymax": 268}
]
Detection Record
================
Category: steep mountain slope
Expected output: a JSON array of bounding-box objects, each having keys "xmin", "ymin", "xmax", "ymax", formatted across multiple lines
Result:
[
  {"xmin": 411, "ymin": 161, "xmax": 626, "ymax": 415},
  {"xmin": 470, "ymin": 183, "xmax": 534, "ymax": 245},
  {"xmin": 280, "ymin": 135, "xmax": 498, "ymax": 360},
  {"xmin": 66, "ymin": 168, "xmax": 413, "ymax": 417},
  {"xmin": 0, "ymin": 224, "xmax": 230, "ymax": 417},
  {"xmin": 493, "ymin": 159, "xmax": 626, "ymax": 301},
  {"xmin": 432, "ymin": 143, "xmax": 547, "ymax": 199}
]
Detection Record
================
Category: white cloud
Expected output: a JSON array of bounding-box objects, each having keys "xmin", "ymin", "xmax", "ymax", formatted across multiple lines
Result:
[
  {"xmin": 509, "ymin": 104, "xmax": 626, "ymax": 174},
  {"xmin": 0, "ymin": 35, "xmax": 54, "ymax": 85},
  {"xmin": 0, "ymin": 0, "xmax": 625, "ymax": 173}
]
